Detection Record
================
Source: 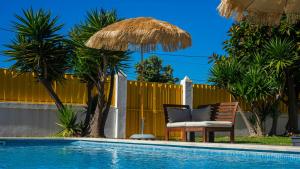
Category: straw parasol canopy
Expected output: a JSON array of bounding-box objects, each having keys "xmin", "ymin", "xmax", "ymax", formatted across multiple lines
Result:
[
  {"xmin": 218, "ymin": 0, "xmax": 300, "ymax": 25},
  {"xmin": 85, "ymin": 17, "xmax": 192, "ymax": 53}
]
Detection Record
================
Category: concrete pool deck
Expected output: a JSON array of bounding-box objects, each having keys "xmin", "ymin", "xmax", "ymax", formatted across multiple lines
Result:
[{"xmin": 1, "ymin": 137, "xmax": 300, "ymax": 153}]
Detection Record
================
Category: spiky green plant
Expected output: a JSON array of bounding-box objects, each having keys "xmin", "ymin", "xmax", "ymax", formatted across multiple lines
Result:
[
  {"xmin": 70, "ymin": 9, "xmax": 130, "ymax": 137},
  {"xmin": 209, "ymin": 53, "xmax": 281, "ymax": 136},
  {"xmin": 3, "ymin": 8, "xmax": 71, "ymax": 110},
  {"xmin": 265, "ymin": 38, "xmax": 298, "ymax": 73},
  {"xmin": 264, "ymin": 37, "xmax": 299, "ymax": 133},
  {"xmin": 56, "ymin": 106, "xmax": 80, "ymax": 137}
]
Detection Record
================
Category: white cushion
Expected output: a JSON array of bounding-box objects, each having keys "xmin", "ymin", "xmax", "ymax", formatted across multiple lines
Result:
[
  {"xmin": 167, "ymin": 121, "xmax": 232, "ymax": 128},
  {"xmin": 166, "ymin": 122, "xmax": 186, "ymax": 127},
  {"xmin": 185, "ymin": 121, "xmax": 232, "ymax": 127}
]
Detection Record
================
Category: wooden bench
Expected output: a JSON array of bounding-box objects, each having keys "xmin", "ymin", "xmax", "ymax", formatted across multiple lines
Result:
[{"xmin": 163, "ymin": 102, "xmax": 238, "ymax": 143}]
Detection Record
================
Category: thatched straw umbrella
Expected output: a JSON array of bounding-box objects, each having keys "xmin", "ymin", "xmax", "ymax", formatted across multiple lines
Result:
[
  {"xmin": 86, "ymin": 17, "xmax": 192, "ymax": 139},
  {"xmin": 218, "ymin": 0, "xmax": 300, "ymax": 25},
  {"xmin": 85, "ymin": 17, "xmax": 192, "ymax": 57}
]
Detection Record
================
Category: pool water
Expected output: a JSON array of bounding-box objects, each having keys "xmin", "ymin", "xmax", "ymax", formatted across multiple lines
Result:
[{"xmin": 0, "ymin": 140, "xmax": 300, "ymax": 169}]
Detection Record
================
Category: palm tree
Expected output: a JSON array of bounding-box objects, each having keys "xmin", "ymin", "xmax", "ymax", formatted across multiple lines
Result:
[
  {"xmin": 70, "ymin": 9, "xmax": 130, "ymax": 137},
  {"xmin": 3, "ymin": 8, "xmax": 70, "ymax": 111},
  {"xmin": 209, "ymin": 54, "xmax": 281, "ymax": 136},
  {"xmin": 264, "ymin": 37, "xmax": 300, "ymax": 134}
]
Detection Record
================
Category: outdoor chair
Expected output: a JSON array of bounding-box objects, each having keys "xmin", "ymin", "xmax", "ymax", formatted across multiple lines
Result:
[{"xmin": 163, "ymin": 102, "xmax": 239, "ymax": 143}]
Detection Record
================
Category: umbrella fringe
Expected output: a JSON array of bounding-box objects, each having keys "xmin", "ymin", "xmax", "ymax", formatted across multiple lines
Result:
[
  {"xmin": 217, "ymin": 0, "xmax": 244, "ymax": 21},
  {"xmin": 85, "ymin": 17, "xmax": 192, "ymax": 53},
  {"xmin": 218, "ymin": 0, "xmax": 300, "ymax": 26}
]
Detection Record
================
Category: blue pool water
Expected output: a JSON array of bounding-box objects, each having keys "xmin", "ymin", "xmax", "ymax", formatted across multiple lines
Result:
[{"xmin": 0, "ymin": 140, "xmax": 300, "ymax": 169}]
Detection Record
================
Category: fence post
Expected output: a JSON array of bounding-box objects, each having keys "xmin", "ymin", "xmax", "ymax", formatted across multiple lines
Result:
[
  {"xmin": 180, "ymin": 76, "xmax": 193, "ymax": 141},
  {"xmin": 180, "ymin": 76, "xmax": 193, "ymax": 108},
  {"xmin": 114, "ymin": 71, "xmax": 127, "ymax": 138}
]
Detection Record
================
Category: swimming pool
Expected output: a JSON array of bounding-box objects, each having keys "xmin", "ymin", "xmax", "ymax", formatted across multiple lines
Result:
[{"xmin": 0, "ymin": 139, "xmax": 300, "ymax": 169}]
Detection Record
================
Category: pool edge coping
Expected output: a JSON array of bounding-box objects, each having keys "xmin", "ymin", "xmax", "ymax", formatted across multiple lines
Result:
[{"xmin": 1, "ymin": 137, "xmax": 300, "ymax": 153}]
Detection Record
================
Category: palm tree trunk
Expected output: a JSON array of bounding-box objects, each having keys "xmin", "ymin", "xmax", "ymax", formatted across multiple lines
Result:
[
  {"xmin": 40, "ymin": 79, "xmax": 64, "ymax": 111},
  {"xmin": 286, "ymin": 71, "xmax": 298, "ymax": 134},
  {"xmin": 251, "ymin": 104, "xmax": 264, "ymax": 136},
  {"xmin": 238, "ymin": 106, "xmax": 256, "ymax": 136},
  {"xmin": 254, "ymin": 112, "xmax": 263, "ymax": 136},
  {"xmin": 82, "ymin": 81, "xmax": 95, "ymax": 136},
  {"xmin": 99, "ymin": 70, "xmax": 115, "ymax": 137},
  {"xmin": 90, "ymin": 67, "xmax": 107, "ymax": 137},
  {"xmin": 269, "ymin": 115, "xmax": 278, "ymax": 136}
]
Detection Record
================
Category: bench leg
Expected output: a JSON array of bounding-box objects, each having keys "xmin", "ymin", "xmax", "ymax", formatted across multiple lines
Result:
[
  {"xmin": 181, "ymin": 129, "xmax": 187, "ymax": 142},
  {"xmin": 165, "ymin": 128, "xmax": 169, "ymax": 141},
  {"xmin": 189, "ymin": 132, "xmax": 195, "ymax": 142},
  {"xmin": 202, "ymin": 128, "xmax": 208, "ymax": 142},
  {"xmin": 208, "ymin": 131, "xmax": 215, "ymax": 142},
  {"xmin": 230, "ymin": 130, "xmax": 234, "ymax": 143}
]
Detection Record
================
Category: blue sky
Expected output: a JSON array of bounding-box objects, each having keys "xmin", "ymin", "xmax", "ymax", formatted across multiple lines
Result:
[{"xmin": 0, "ymin": 0, "xmax": 233, "ymax": 84}]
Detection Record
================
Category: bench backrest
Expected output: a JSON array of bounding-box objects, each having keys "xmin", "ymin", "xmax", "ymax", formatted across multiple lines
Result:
[
  {"xmin": 163, "ymin": 104, "xmax": 190, "ymax": 124},
  {"xmin": 211, "ymin": 102, "xmax": 239, "ymax": 124},
  {"xmin": 163, "ymin": 102, "xmax": 239, "ymax": 125}
]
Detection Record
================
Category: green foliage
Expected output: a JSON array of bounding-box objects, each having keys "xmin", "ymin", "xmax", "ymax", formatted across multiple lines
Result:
[
  {"xmin": 70, "ymin": 9, "xmax": 130, "ymax": 83},
  {"xmin": 209, "ymin": 54, "xmax": 280, "ymax": 103},
  {"xmin": 135, "ymin": 55, "xmax": 179, "ymax": 84},
  {"xmin": 223, "ymin": 22, "xmax": 272, "ymax": 62},
  {"xmin": 56, "ymin": 106, "xmax": 81, "ymax": 137},
  {"xmin": 264, "ymin": 38, "xmax": 298, "ymax": 73},
  {"xmin": 3, "ymin": 8, "xmax": 71, "ymax": 82},
  {"xmin": 210, "ymin": 18, "xmax": 300, "ymax": 134},
  {"xmin": 70, "ymin": 9, "xmax": 130, "ymax": 137},
  {"xmin": 209, "ymin": 45, "xmax": 282, "ymax": 135},
  {"xmin": 209, "ymin": 54, "xmax": 242, "ymax": 90}
]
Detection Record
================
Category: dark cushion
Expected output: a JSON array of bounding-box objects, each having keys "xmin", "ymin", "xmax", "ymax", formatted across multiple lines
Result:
[
  {"xmin": 191, "ymin": 105, "xmax": 211, "ymax": 121},
  {"xmin": 166, "ymin": 107, "xmax": 191, "ymax": 122}
]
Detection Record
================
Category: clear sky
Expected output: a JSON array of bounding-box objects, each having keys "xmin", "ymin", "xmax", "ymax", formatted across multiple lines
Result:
[{"xmin": 0, "ymin": 0, "xmax": 233, "ymax": 84}]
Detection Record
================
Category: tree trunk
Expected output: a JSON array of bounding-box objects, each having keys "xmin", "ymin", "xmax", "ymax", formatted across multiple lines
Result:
[
  {"xmin": 254, "ymin": 113, "xmax": 264, "ymax": 136},
  {"xmin": 90, "ymin": 105, "xmax": 101, "ymax": 137},
  {"xmin": 82, "ymin": 81, "xmax": 95, "ymax": 136},
  {"xmin": 40, "ymin": 79, "xmax": 64, "ymax": 111},
  {"xmin": 90, "ymin": 65, "xmax": 107, "ymax": 137},
  {"xmin": 99, "ymin": 70, "xmax": 115, "ymax": 137},
  {"xmin": 286, "ymin": 71, "xmax": 298, "ymax": 134},
  {"xmin": 269, "ymin": 115, "xmax": 278, "ymax": 136},
  {"xmin": 90, "ymin": 79, "xmax": 106, "ymax": 137},
  {"xmin": 251, "ymin": 104, "xmax": 264, "ymax": 136},
  {"xmin": 238, "ymin": 106, "xmax": 257, "ymax": 136}
]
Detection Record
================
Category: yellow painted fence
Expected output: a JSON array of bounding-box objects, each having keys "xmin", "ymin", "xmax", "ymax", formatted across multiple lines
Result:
[
  {"xmin": 193, "ymin": 84, "xmax": 232, "ymax": 108},
  {"xmin": 126, "ymin": 81, "xmax": 182, "ymax": 139},
  {"xmin": 0, "ymin": 69, "xmax": 114, "ymax": 106},
  {"xmin": 0, "ymin": 69, "xmax": 291, "ymax": 139}
]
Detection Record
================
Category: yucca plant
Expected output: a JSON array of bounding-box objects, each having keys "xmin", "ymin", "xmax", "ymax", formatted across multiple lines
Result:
[
  {"xmin": 265, "ymin": 38, "xmax": 298, "ymax": 73},
  {"xmin": 70, "ymin": 9, "xmax": 130, "ymax": 137},
  {"xmin": 264, "ymin": 37, "xmax": 300, "ymax": 134},
  {"xmin": 209, "ymin": 54, "xmax": 243, "ymax": 92},
  {"xmin": 3, "ymin": 8, "xmax": 71, "ymax": 111},
  {"xmin": 56, "ymin": 106, "xmax": 81, "ymax": 137},
  {"xmin": 215, "ymin": 19, "xmax": 300, "ymax": 135},
  {"xmin": 209, "ymin": 53, "xmax": 281, "ymax": 136}
]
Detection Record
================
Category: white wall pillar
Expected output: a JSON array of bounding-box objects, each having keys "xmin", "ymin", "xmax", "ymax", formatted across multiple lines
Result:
[
  {"xmin": 114, "ymin": 71, "xmax": 127, "ymax": 138},
  {"xmin": 181, "ymin": 76, "xmax": 193, "ymax": 141},
  {"xmin": 180, "ymin": 76, "xmax": 193, "ymax": 109}
]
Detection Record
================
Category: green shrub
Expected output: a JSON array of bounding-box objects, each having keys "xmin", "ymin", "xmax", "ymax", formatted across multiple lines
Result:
[{"xmin": 56, "ymin": 106, "xmax": 81, "ymax": 137}]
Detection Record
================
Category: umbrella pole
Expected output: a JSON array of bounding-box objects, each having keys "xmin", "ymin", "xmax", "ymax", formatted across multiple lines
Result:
[{"xmin": 140, "ymin": 47, "xmax": 144, "ymax": 135}]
